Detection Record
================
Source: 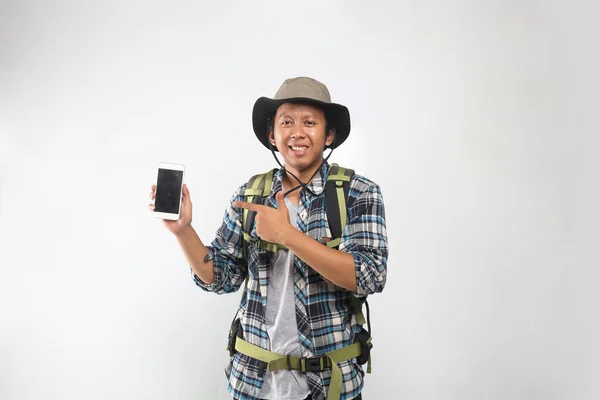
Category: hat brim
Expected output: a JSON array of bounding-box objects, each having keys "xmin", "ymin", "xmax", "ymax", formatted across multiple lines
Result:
[{"xmin": 252, "ymin": 97, "xmax": 350, "ymax": 152}]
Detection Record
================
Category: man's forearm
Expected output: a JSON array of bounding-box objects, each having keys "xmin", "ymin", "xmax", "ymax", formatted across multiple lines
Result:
[
  {"xmin": 281, "ymin": 227, "xmax": 357, "ymax": 292},
  {"xmin": 175, "ymin": 225, "xmax": 215, "ymax": 284}
]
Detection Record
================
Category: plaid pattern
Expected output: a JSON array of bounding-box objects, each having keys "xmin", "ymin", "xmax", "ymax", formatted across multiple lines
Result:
[{"xmin": 193, "ymin": 161, "xmax": 388, "ymax": 400}]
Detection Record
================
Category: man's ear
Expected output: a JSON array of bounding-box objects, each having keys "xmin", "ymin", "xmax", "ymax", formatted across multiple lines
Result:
[
  {"xmin": 268, "ymin": 129, "xmax": 276, "ymax": 146},
  {"xmin": 325, "ymin": 129, "xmax": 335, "ymax": 147}
]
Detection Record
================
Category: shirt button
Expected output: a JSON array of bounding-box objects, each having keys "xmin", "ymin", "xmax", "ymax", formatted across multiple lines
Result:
[{"xmin": 300, "ymin": 210, "xmax": 307, "ymax": 220}]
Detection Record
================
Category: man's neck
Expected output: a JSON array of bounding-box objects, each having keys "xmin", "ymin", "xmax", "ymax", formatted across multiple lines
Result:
[{"xmin": 282, "ymin": 160, "xmax": 324, "ymax": 190}]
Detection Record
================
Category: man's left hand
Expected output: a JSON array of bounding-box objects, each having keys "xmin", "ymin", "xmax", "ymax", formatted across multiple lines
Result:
[{"xmin": 233, "ymin": 191, "xmax": 292, "ymax": 245}]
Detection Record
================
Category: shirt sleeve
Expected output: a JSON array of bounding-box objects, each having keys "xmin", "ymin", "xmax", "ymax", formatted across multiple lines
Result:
[
  {"xmin": 192, "ymin": 185, "xmax": 248, "ymax": 295},
  {"xmin": 339, "ymin": 182, "xmax": 389, "ymax": 297}
]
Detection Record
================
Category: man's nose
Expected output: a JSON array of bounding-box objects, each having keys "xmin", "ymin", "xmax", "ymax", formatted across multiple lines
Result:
[{"xmin": 291, "ymin": 126, "xmax": 306, "ymax": 138}]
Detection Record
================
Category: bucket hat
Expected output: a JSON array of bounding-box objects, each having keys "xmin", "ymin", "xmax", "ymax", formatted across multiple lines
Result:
[{"xmin": 252, "ymin": 77, "xmax": 351, "ymax": 151}]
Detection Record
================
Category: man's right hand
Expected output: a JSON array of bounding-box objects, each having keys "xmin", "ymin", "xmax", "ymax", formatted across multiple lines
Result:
[{"xmin": 148, "ymin": 183, "xmax": 193, "ymax": 235}]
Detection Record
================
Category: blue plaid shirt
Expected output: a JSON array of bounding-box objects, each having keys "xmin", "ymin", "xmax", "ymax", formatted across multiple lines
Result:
[{"xmin": 193, "ymin": 161, "xmax": 388, "ymax": 400}]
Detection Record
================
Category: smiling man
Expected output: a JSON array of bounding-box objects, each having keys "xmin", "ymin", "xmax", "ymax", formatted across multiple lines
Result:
[{"xmin": 149, "ymin": 77, "xmax": 388, "ymax": 400}]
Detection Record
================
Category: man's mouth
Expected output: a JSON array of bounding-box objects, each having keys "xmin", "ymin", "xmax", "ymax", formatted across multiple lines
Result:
[{"xmin": 289, "ymin": 145, "xmax": 308, "ymax": 155}]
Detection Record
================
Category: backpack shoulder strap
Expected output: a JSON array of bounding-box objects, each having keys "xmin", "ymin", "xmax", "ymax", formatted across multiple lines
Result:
[
  {"xmin": 325, "ymin": 164, "xmax": 373, "ymax": 372},
  {"xmin": 242, "ymin": 168, "xmax": 277, "ymax": 243},
  {"xmin": 234, "ymin": 168, "xmax": 278, "ymax": 320},
  {"xmin": 324, "ymin": 163, "xmax": 354, "ymax": 249},
  {"xmin": 241, "ymin": 168, "xmax": 285, "ymax": 256}
]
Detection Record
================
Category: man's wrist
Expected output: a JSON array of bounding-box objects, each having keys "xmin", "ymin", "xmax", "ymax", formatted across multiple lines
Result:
[
  {"xmin": 280, "ymin": 225, "xmax": 299, "ymax": 248},
  {"xmin": 174, "ymin": 224, "xmax": 194, "ymax": 239}
]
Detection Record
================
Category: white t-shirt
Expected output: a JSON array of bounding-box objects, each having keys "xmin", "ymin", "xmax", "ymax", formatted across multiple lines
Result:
[{"xmin": 259, "ymin": 197, "xmax": 311, "ymax": 400}]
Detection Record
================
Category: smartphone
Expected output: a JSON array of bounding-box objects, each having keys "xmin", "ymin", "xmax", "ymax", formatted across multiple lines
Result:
[{"xmin": 153, "ymin": 162, "xmax": 185, "ymax": 220}]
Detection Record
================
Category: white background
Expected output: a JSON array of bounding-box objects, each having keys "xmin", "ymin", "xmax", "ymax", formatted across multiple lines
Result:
[{"xmin": 1, "ymin": 1, "xmax": 598, "ymax": 399}]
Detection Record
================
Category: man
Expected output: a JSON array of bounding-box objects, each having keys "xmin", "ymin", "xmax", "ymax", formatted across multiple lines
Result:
[{"xmin": 148, "ymin": 77, "xmax": 388, "ymax": 400}]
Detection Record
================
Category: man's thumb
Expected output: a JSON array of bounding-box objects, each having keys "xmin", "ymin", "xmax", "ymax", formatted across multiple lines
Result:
[
  {"xmin": 276, "ymin": 191, "xmax": 287, "ymax": 210},
  {"xmin": 181, "ymin": 184, "xmax": 191, "ymax": 205}
]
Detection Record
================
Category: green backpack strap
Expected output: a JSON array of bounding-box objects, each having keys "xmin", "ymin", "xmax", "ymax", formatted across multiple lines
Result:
[
  {"xmin": 324, "ymin": 163, "xmax": 354, "ymax": 249},
  {"xmin": 242, "ymin": 169, "xmax": 276, "ymax": 241},
  {"xmin": 350, "ymin": 295, "xmax": 372, "ymax": 373},
  {"xmin": 325, "ymin": 163, "xmax": 374, "ymax": 373},
  {"xmin": 241, "ymin": 168, "xmax": 286, "ymax": 256},
  {"xmin": 226, "ymin": 171, "xmax": 275, "ymax": 357},
  {"xmin": 229, "ymin": 169, "xmax": 277, "ymax": 344}
]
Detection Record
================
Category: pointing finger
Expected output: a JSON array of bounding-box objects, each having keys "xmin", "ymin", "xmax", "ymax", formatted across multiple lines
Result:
[{"xmin": 233, "ymin": 201, "xmax": 264, "ymax": 212}]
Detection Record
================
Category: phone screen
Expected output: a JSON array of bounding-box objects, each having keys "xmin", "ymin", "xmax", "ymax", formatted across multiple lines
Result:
[{"xmin": 155, "ymin": 168, "xmax": 184, "ymax": 214}]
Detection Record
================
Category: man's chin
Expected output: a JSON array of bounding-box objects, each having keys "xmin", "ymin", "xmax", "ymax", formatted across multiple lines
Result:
[{"xmin": 283, "ymin": 159, "xmax": 322, "ymax": 174}]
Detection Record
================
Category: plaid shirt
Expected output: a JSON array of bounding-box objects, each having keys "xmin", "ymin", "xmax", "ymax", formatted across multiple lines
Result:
[{"xmin": 193, "ymin": 161, "xmax": 388, "ymax": 400}]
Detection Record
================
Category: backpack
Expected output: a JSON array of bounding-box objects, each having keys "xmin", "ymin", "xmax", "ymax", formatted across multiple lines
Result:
[{"xmin": 226, "ymin": 164, "xmax": 372, "ymax": 400}]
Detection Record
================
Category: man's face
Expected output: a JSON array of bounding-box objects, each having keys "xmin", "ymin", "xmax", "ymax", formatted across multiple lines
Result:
[{"xmin": 269, "ymin": 102, "xmax": 334, "ymax": 174}]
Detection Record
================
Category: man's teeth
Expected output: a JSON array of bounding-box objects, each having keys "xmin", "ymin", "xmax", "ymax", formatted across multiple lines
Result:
[{"xmin": 291, "ymin": 146, "xmax": 307, "ymax": 151}]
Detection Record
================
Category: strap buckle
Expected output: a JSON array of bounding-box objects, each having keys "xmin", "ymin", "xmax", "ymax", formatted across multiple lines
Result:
[
  {"xmin": 355, "ymin": 328, "xmax": 372, "ymax": 365},
  {"xmin": 301, "ymin": 356, "xmax": 327, "ymax": 372}
]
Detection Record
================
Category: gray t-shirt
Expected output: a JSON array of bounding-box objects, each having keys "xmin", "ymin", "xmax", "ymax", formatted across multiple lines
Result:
[{"xmin": 259, "ymin": 197, "xmax": 311, "ymax": 399}]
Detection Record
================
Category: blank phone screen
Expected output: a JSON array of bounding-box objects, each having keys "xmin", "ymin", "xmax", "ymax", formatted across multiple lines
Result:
[{"xmin": 155, "ymin": 168, "xmax": 183, "ymax": 214}]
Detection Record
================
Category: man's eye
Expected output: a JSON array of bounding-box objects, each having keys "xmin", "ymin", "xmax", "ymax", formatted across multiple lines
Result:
[{"xmin": 281, "ymin": 121, "xmax": 291, "ymax": 126}]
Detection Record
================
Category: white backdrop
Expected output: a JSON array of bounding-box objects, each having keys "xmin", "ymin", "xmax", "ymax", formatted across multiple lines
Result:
[{"xmin": 1, "ymin": 1, "xmax": 598, "ymax": 399}]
